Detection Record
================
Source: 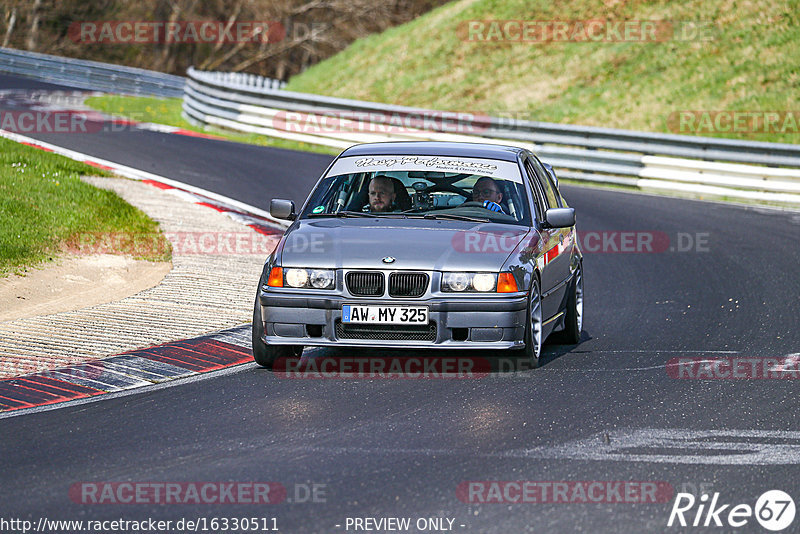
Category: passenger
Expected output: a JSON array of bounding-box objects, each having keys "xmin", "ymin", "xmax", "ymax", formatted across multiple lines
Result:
[
  {"xmin": 471, "ymin": 177, "xmax": 505, "ymax": 213},
  {"xmin": 368, "ymin": 175, "xmax": 397, "ymax": 212}
]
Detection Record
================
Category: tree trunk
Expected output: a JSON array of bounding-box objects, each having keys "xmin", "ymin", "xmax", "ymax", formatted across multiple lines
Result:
[
  {"xmin": 25, "ymin": 0, "xmax": 42, "ymax": 51},
  {"xmin": 2, "ymin": 7, "xmax": 17, "ymax": 48}
]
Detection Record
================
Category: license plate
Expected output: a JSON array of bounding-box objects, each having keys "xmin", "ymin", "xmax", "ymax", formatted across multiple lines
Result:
[{"xmin": 342, "ymin": 305, "xmax": 428, "ymax": 325}]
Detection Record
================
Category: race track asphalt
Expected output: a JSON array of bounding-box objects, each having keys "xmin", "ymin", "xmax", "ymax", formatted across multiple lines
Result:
[{"xmin": 1, "ymin": 75, "xmax": 799, "ymax": 533}]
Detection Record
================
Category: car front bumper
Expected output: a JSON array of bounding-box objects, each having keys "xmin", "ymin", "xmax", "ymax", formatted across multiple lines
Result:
[{"xmin": 259, "ymin": 292, "xmax": 528, "ymax": 350}]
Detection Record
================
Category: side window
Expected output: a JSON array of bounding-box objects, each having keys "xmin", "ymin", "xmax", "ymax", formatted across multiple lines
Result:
[
  {"xmin": 523, "ymin": 159, "xmax": 546, "ymax": 221},
  {"xmin": 528, "ymin": 157, "xmax": 561, "ymax": 208}
]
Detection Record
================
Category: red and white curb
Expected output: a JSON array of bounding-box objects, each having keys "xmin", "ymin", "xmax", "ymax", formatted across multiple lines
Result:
[
  {"xmin": 0, "ymin": 327, "xmax": 253, "ymax": 414},
  {"xmin": 133, "ymin": 120, "xmax": 226, "ymax": 140},
  {"xmin": 0, "ymin": 118, "xmax": 290, "ymax": 412}
]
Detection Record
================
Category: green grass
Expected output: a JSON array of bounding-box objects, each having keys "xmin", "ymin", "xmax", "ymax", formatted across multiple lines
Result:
[
  {"xmin": 84, "ymin": 95, "xmax": 340, "ymax": 155},
  {"xmin": 0, "ymin": 137, "xmax": 170, "ymax": 276},
  {"xmin": 286, "ymin": 0, "xmax": 800, "ymax": 145}
]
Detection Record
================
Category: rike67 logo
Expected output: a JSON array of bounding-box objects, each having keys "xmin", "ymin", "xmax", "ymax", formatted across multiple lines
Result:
[{"xmin": 668, "ymin": 490, "xmax": 795, "ymax": 531}]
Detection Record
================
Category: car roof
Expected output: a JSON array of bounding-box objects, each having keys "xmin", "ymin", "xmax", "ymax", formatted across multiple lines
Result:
[{"xmin": 339, "ymin": 141, "xmax": 526, "ymax": 162}]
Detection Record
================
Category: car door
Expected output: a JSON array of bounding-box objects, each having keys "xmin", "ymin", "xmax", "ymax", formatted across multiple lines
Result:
[{"xmin": 524, "ymin": 155, "xmax": 573, "ymax": 322}]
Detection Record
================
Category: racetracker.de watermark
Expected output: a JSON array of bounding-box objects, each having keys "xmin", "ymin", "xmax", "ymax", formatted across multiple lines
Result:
[
  {"xmin": 668, "ymin": 110, "xmax": 800, "ymax": 135},
  {"xmin": 457, "ymin": 481, "xmax": 674, "ymax": 503},
  {"xmin": 667, "ymin": 355, "xmax": 800, "ymax": 379},
  {"xmin": 273, "ymin": 356, "xmax": 491, "ymax": 379},
  {"xmin": 271, "ymin": 110, "xmax": 489, "ymax": 134},
  {"xmin": 68, "ymin": 481, "xmax": 326, "ymax": 504},
  {"xmin": 458, "ymin": 20, "xmax": 715, "ymax": 43},
  {"xmin": 0, "ymin": 110, "xmax": 107, "ymax": 133},
  {"xmin": 70, "ymin": 482, "xmax": 285, "ymax": 504},
  {"xmin": 451, "ymin": 230, "xmax": 710, "ymax": 254},
  {"xmin": 67, "ymin": 231, "xmax": 280, "ymax": 256},
  {"xmin": 0, "ymin": 110, "xmax": 168, "ymax": 134},
  {"xmin": 279, "ymin": 231, "xmax": 710, "ymax": 257},
  {"xmin": 68, "ymin": 21, "xmax": 285, "ymax": 44}
]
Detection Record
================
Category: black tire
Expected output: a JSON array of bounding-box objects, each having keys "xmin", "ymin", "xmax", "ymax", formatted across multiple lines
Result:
[
  {"xmin": 252, "ymin": 273, "xmax": 303, "ymax": 369},
  {"xmin": 517, "ymin": 276, "xmax": 543, "ymax": 369},
  {"xmin": 555, "ymin": 263, "xmax": 583, "ymax": 345}
]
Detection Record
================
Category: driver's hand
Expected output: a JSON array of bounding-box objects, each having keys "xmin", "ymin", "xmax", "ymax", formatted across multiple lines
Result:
[{"xmin": 482, "ymin": 200, "xmax": 503, "ymax": 213}]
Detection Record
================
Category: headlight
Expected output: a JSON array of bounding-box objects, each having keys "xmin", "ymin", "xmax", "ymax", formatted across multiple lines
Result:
[
  {"xmin": 281, "ymin": 268, "xmax": 335, "ymax": 289},
  {"xmin": 472, "ymin": 273, "xmax": 496, "ymax": 292},
  {"xmin": 442, "ymin": 272, "xmax": 497, "ymax": 292},
  {"xmin": 285, "ymin": 268, "xmax": 309, "ymax": 288}
]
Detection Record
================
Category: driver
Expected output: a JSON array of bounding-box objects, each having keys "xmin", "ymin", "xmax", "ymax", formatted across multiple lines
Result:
[
  {"xmin": 471, "ymin": 177, "xmax": 505, "ymax": 213},
  {"xmin": 368, "ymin": 175, "xmax": 397, "ymax": 212}
]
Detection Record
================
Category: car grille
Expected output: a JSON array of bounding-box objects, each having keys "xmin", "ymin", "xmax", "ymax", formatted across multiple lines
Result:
[
  {"xmin": 346, "ymin": 271, "xmax": 384, "ymax": 296},
  {"xmin": 336, "ymin": 321, "xmax": 437, "ymax": 341},
  {"xmin": 388, "ymin": 272, "xmax": 428, "ymax": 297}
]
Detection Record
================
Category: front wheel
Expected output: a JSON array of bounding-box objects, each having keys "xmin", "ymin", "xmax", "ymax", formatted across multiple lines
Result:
[
  {"xmin": 518, "ymin": 276, "xmax": 543, "ymax": 369},
  {"xmin": 252, "ymin": 274, "xmax": 303, "ymax": 369}
]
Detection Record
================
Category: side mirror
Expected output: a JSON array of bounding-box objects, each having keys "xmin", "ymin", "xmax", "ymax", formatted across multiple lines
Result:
[
  {"xmin": 270, "ymin": 199, "xmax": 296, "ymax": 220},
  {"xmin": 544, "ymin": 207, "xmax": 575, "ymax": 228}
]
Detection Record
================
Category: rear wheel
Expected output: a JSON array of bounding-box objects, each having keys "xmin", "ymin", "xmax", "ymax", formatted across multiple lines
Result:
[
  {"xmin": 519, "ymin": 277, "xmax": 543, "ymax": 369},
  {"xmin": 252, "ymin": 273, "xmax": 303, "ymax": 369},
  {"xmin": 556, "ymin": 263, "xmax": 583, "ymax": 345}
]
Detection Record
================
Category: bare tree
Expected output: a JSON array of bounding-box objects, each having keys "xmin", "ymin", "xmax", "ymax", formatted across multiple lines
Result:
[
  {"xmin": 2, "ymin": 0, "xmax": 447, "ymax": 79},
  {"xmin": 2, "ymin": 6, "xmax": 18, "ymax": 48},
  {"xmin": 25, "ymin": 0, "xmax": 42, "ymax": 50},
  {"xmin": 197, "ymin": 0, "xmax": 243, "ymax": 70}
]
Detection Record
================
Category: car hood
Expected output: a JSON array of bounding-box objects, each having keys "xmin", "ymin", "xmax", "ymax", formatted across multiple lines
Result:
[{"xmin": 278, "ymin": 218, "xmax": 531, "ymax": 272}]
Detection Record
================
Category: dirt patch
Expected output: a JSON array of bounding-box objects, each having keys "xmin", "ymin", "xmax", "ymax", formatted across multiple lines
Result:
[{"xmin": 0, "ymin": 254, "xmax": 171, "ymax": 322}]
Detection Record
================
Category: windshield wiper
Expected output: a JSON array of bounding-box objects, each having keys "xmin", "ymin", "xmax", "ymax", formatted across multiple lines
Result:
[
  {"xmin": 423, "ymin": 213, "xmax": 490, "ymax": 223},
  {"xmin": 308, "ymin": 210, "xmax": 371, "ymax": 218},
  {"xmin": 308, "ymin": 211, "xmax": 409, "ymax": 218}
]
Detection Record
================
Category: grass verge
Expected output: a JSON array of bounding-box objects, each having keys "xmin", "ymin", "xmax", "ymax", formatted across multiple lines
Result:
[
  {"xmin": 0, "ymin": 137, "xmax": 170, "ymax": 276},
  {"xmin": 84, "ymin": 95, "xmax": 340, "ymax": 156}
]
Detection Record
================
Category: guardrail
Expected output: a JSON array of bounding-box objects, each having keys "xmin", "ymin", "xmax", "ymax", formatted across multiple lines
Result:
[
  {"xmin": 0, "ymin": 47, "xmax": 185, "ymax": 97},
  {"xmin": 1, "ymin": 48, "xmax": 797, "ymax": 205},
  {"xmin": 184, "ymin": 67, "xmax": 800, "ymax": 204}
]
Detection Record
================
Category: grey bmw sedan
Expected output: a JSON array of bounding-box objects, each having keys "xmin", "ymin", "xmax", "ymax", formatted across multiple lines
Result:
[{"xmin": 253, "ymin": 141, "xmax": 583, "ymax": 368}]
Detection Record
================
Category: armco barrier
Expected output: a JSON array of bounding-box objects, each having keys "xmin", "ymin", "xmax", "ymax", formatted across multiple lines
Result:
[
  {"xmin": 0, "ymin": 47, "xmax": 185, "ymax": 97},
  {"xmin": 183, "ymin": 67, "xmax": 800, "ymax": 204},
  {"xmin": 1, "ymin": 47, "xmax": 798, "ymax": 204}
]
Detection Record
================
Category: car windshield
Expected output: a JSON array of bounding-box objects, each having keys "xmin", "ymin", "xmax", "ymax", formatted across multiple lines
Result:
[{"xmin": 300, "ymin": 155, "xmax": 531, "ymax": 225}]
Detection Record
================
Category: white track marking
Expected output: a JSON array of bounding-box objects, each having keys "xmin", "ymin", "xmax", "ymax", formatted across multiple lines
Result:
[{"xmin": 285, "ymin": 429, "xmax": 800, "ymax": 465}]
